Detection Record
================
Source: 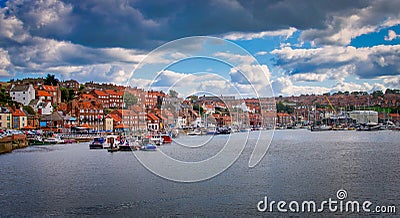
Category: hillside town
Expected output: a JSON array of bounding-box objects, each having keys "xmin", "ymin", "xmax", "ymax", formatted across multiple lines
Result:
[{"xmin": 0, "ymin": 74, "xmax": 399, "ymax": 136}]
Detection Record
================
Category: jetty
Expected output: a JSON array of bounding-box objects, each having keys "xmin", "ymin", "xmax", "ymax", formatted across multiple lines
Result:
[{"xmin": 0, "ymin": 134, "xmax": 28, "ymax": 155}]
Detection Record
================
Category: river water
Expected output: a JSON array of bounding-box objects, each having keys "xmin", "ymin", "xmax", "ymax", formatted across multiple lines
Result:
[{"xmin": 0, "ymin": 129, "xmax": 399, "ymax": 216}]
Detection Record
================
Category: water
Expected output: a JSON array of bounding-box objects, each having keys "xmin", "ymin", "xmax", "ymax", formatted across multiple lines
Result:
[{"xmin": 0, "ymin": 130, "xmax": 399, "ymax": 216}]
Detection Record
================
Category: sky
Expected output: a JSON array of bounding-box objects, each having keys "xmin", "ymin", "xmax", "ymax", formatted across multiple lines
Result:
[{"xmin": 0, "ymin": 0, "xmax": 400, "ymax": 97}]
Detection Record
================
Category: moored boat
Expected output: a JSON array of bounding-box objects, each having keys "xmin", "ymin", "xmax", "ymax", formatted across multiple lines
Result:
[
  {"xmin": 138, "ymin": 138, "xmax": 157, "ymax": 151},
  {"xmin": 118, "ymin": 140, "xmax": 134, "ymax": 151},
  {"xmin": 310, "ymin": 125, "xmax": 332, "ymax": 131},
  {"xmin": 89, "ymin": 137, "xmax": 105, "ymax": 149},
  {"xmin": 44, "ymin": 136, "xmax": 65, "ymax": 144},
  {"xmin": 357, "ymin": 122, "xmax": 381, "ymax": 131},
  {"xmin": 103, "ymin": 135, "xmax": 118, "ymax": 149},
  {"xmin": 161, "ymin": 134, "xmax": 173, "ymax": 143}
]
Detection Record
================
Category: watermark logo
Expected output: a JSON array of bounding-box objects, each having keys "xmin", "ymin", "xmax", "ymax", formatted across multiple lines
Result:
[
  {"xmin": 124, "ymin": 36, "xmax": 276, "ymax": 182},
  {"xmin": 257, "ymin": 189, "xmax": 396, "ymax": 214}
]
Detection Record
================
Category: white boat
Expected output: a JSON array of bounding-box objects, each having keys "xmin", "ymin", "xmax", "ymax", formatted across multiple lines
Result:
[
  {"xmin": 44, "ymin": 136, "xmax": 64, "ymax": 144},
  {"xmin": 310, "ymin": 125, "xmax": 332, "ymax": 131},
  {"xmin": 148, "ymin": 134, "xmax": 163, "ymax": 145},
  {"xmin": 104, "ymin": 135, "xmax": 119, "ymax": 149},
  {"xmin": 357, "ymin": 122, "xmax": 381, "ymax": 131},
  {"xmin": 188, "ymin": 129, "xmax": 202, "ymax": 136}
]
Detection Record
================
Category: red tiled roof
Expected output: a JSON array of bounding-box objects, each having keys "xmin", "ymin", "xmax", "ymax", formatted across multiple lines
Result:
[
  {"xmin": 92, "ymin": 89, "xmax": 108, "ymax": 96},
  {"xmin": 114, "ymin": 124, "xmax": 128, "ymax": 129},
  {"xmin": 12, "ymin": 109, "xmax": 26, "ymax": 117},
  {"xmin": 42, "ymin": 85, "xmax": 57, "ymax": 91},
  {"xmin": 37, "ymin": 90, "xmax": 52, "ymax": 97},
  {"xmin": 79, "ymin": 94, "xmax": 95, "ymax": 100},
  {"xmin": 80, "ymin": 123, "xmax": 92, "ymax": 128},
  {"xmin": 105, "ymin": 90, "xmax": 118, "ymax": 95},
  {"xmin": 106, "ymin": 114, "xmax": 122, "ymax": 122},
  {"xmin": 147, "ymin": 113, "xmax": 160, "ymax": 121}
]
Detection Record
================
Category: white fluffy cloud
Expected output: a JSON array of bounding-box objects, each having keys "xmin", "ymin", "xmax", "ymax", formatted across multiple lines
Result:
[
  {"xmin": 300, "ymin": 1, "xmax": 400, "ymax": 46},
  {"xmin": 272, "ymin": 77, "xmax": 330, "ymax": 96},
  {"xmin": 292, "ymin": 73, "xmax": 327, "ymax": 82},
  {"xmin": 0, "ymin": 48, "xmax": 11, "ymax": 76},
  {"xmin": 384, "ymin": 30, "xmax": 400, "ymax": 41},
  {"xmin": 223, "ymin": 27, "xmax": 297, "ymax": 41},
  {"xmin": 271, "ymin": 45, "xmax": 400, "ymax": 79}
]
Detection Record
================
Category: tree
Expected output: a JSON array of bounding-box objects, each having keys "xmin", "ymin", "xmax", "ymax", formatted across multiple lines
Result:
[
  {"xmin": 124, "ymin": 92, "xmax": 138, "ymax": 108},
  {"xmin": 0, "ymin": 88, "xmax": 12, "ymax": 105},
  {"xmin": 23, "ymin": 106, "xmax": 35, "ymax": 115},
  {"xmin": 68, "ymin": 89, "xmax": 75, "ymax": 100},
  {"xmin": 372, "ymin": 90, "xmax": 383, "ymax": 98},
  {"xmin": 44, "ymin": 74, "xmax": 59, "ymax": 85},
  {"xmin": 60, "ymin": 87, "xmax": 69, "ymax": 102},
  {"xmin": 193, "ymin": 104, "xmax": 205, "ymax": 115},
  {"xmin": 169, "ymin": 89, "xmax": 179, "ymax": 98}
]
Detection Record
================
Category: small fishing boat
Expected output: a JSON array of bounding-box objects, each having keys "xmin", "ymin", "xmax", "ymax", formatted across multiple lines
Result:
[
  {"xmin": 206, "ymin": 127, "xmax": 218, "ymax": 135},
  {"xmin": 217, "ymin": 127, "xmax": 231, "ymax": 134},
  {"xmin": 103, "ymin": 135, "xmax": 118, "ymax": 149},
  {"xmin": 160, "ymin": 133, "xmax": 173, "ymax": 143},
  {"xmin": 356, "ymin": 122, "xmax": 381, "ymax": 131},
  {"xmin": 44, "ymin": 136, "xmax": 65, "ymax": 144},
  {"xmin": 118, "ymin": 140, "xmax": 133, "ymax": 151},
  {"xmin": 310, "ymin": 125, "xmax": 332, "ymax": 132},
  {"xmin": 187, "ymin": 129, "xmax": 202, "ymax": 136},
  {"xmin": 148, "ymin": 134, "xmax": 163, "ymax": 145},
  {"xmin": 89, "ymin": 137, "xmax": 105, "ymax": 149},
  {"xmin": 139, "ymin": 138, "xmax": 157, "ymax": 151}
]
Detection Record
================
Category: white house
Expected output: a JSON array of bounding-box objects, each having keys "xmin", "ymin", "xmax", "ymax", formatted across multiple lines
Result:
[
  {"xmin": 29, "ymin": 99, "xmax": 53, "ymax": 115},
  {"xmin": 10, "ymin": 84, "xmax": 35, "ymax": 106}
]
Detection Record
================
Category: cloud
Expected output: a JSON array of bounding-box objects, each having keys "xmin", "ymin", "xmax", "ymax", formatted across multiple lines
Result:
[
  {"xmin": 271, "ymin": 76, "xmax": 387, "ymax": 96},
  {"xmin": 271, "ymin": 45, "xmax": 400, "ymax": 79},
  {"xmin": 384, "ymin": 30, "xmax": 400, "ymax": 41},
  {"xmin": 223, "ymin": 27, "xmax": 297, "ymax": 40},
  {"xmin": 0, "ymin": 0, "xmax": 399, "ymax": 97},
  {"xmin": 0, "ymin": 0, "xmax": 377, "ymax": 49},
  {"xmin": 272, "ymin": 76, "xmax": 330, "ymax": 96},
  {"xmin": 254, "ymin": 51, "xmax": 267, "ymax": 56},
  {"xmin": 0, "ymin": 48, "xmax": 11, "ymax": 77},
  {"xmin": 292, "ymin": 73, "xmax": 327, "ymax": 82},
  {"xmin": 300, "ymin": 1, "xmax": 400, "ymax": 46},
  {"xmin": 382, "ymin": 75, "xmax": 400, "ymax": 88}
]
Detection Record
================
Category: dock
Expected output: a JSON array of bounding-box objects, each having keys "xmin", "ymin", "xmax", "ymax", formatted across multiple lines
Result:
[{"xmin": 0, "ymin": 134, "xmax": 28, "ymax": 155}]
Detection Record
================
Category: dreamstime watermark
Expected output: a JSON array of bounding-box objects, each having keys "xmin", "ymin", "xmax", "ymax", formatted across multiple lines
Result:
[
  {"xmin": 257, "ymin": 189, "xmax": 396, "ymax": 214},
  {"xmin": 125, "ymin": 36, "xmax": 276, "ymax": 182}
]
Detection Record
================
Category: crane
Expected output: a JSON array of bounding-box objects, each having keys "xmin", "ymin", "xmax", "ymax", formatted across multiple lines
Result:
[{"xmin": 325, "ymin": 96, "xmax": 338, "ymax": 126}]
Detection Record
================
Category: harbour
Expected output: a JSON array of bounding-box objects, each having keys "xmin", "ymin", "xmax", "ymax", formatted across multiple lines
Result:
[{"xmin": 0, "ymin": 129, "xmax": 399, "ymax": 216}]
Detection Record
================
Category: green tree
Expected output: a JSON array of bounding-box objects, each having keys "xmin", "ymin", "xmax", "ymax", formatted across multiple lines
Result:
[
  {"xmin": 68, "ymin": 89, "xmax": 75, "ymax": 100},
  {"xmin": 0, "ymin": 88, "xmax": 12, "ymax": 105},
  {"xmin": 44, "ymin": 74, "xmax": 59, "ymax": 85},
  {"xmin": 193, "ymin": 104, "xmax": 204, "ymax": 115},
  {"xmin": 372, "ymin": 90, "xmax": 383, "ymax": 98},
  {"xmin": 23, "ymin": 106, "xmax": 35, "ymax": 115},
  {"xmin": 169, "ymin": 89, "xmax": 179, "ymax": 98},
  {"xmin": 60, "ymin": 87, "xmax": 69, "ymax": 102},
  {"xmin": 124, "ymin": 92, "xmax": 138, "ymax": 108}
]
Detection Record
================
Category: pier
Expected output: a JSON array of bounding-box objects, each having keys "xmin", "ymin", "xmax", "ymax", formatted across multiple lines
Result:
[{"xmin": 0, "ymin": 134, "xmax": 28, "ymax": 155}]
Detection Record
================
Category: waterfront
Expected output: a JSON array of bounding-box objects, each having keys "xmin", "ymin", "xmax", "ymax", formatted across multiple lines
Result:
[{"xmin": 0, "ymin": 129, "xmax": 399, "ymax": 216}]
